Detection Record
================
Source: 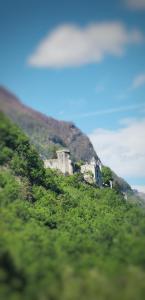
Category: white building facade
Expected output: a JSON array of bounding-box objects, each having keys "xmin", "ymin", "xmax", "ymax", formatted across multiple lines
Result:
[{"xmin": 81, "ymin": 157, "xmax": 102, "ymax": 186}]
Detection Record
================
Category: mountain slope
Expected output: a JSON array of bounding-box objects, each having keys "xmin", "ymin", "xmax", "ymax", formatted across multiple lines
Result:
[
  {"xmin": 0, "ymin": 112, "xmax": 145, "ymax": 300},
  {"xmin": 0, "ymin": 86, "xmax": 97, "ymax": 161},
  {"xmin": 0, "ymin": 86, "xmax": 132, "ymax": 193}
]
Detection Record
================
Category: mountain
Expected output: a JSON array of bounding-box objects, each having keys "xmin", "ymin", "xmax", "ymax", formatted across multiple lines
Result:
[
  {"xmin": 112, "ymin": 171, "xmax": 132, "ymax": 193},
  {"xmin": 0, "ymin": 86, "xmax": 97, "ymax": 162},
  {"xmin": 0, "ymin": 86, "xmax": 132, "ymax": 193}
]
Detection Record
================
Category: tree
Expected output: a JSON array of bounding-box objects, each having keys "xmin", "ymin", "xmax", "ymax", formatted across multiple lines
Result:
[{"xmin": 102, "ymin": 166, "xmax": 113, "ymax": 187}]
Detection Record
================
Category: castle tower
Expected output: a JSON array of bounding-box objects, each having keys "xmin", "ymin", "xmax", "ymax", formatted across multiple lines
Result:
[{"xmin": 56, "ymin": 149, "xmax": 73, "ymax": 175}]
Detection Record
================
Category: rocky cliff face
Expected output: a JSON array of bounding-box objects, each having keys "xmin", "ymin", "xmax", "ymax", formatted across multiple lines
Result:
[{"xmin": 0, "ymin": 86, "xmax": 98, "ymax": 162}]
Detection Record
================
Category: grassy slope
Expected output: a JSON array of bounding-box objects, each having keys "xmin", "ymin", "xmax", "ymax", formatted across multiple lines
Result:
[{"xmin": 0, "ymin": 112, "xmax": 145, "ymax": 300}]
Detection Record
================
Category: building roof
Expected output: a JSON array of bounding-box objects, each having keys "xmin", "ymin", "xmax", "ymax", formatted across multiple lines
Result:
[{"xmin": 56, "ymin": 148, "xmax": 70, "ymax": 153}]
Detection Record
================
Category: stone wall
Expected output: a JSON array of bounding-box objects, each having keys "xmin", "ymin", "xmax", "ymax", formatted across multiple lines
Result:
[
  {"xmin": 81, "ymin": 158, "xmax": 102, "ymax": 186},
  {"xmin": 44, "ymin": 159, "xmax": 58, "ymax": 170},
  {"xmin": 44, "ymin": 149, "xmax": 73, "ymax": 175},
  {"xmin": 44, "ymin": 150, "xmax": 102, "ymax": 186}
]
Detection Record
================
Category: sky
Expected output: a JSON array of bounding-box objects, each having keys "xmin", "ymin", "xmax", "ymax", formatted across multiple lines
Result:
[{"xmin": 0, "ymin": 0, "xmax": 145, "ymax": 192}]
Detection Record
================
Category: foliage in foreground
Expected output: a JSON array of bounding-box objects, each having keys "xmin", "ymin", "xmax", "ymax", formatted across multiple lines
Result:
[{"xmin": 0, "ymin": 112, "xmax": 145, "ymax": 300}]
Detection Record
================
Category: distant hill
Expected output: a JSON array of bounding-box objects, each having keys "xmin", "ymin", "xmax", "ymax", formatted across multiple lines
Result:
[
  {"xmin": 112, "ymin": 171, "xmax": 132, "ymax": 193},
  {"xmin": 0, "ymin": 86, "xmax": 98, "ymax": 162},
  {"xmin": 133, "ymin": 190, "xmax": 145, "ymax": 201}
]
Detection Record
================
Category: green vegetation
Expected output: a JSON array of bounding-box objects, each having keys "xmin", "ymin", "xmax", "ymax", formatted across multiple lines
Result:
[
  {"xmin": 0, "ymin": 112, "xmax": 145, "ymax": 300},
  {"xmin": 102, "ymin": 166, "xmax": 113, "ymax": 187}
]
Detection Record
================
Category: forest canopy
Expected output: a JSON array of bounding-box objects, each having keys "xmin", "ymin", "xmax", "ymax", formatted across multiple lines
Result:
[{"xmin": 0, "ymin": 112, "xmax": 145, "ymax": 300}]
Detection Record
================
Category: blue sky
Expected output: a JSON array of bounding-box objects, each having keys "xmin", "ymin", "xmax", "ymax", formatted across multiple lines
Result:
[{"xmin": 0, "ymin": 0, "xmax": 145, "ymax": 192}]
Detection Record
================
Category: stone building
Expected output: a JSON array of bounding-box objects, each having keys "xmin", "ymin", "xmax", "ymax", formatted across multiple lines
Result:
[
  {"xmin": 44, "ymin": 148, "xmax": 73, "ymax": 175},
  {"xmin": 44, "ymin": 149, "xmax": 102, "ymax": 186},
  {"xmin": 80, "ymin": 157, "xmax": 102, "ymax": 186}
]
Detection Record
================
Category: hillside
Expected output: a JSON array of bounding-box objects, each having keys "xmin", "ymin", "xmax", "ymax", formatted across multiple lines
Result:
[
  {"xmin": 0, "ymin": 86, "xmax": 132, "ymax": 194},
  {"xmin": 0, "ymin": 112, "xmax": 145, "ymax": 300},
  {"xmin": 0, "ymin": 86, "xmax": 97, "ymax": 161}
]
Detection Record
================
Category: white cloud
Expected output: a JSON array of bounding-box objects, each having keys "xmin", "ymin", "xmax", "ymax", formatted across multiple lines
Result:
[
  {"xmin": 70, "ymin": 103, "xmax": 145, "ymax": 119},
  {"xmin": 132, "ymin": 73, "xmax": 145, "ymax": 89},
  {"xmin": 125, "ymin": 0, "xmax": 145, "ymax": 10},
  {"xmin": 132, "ymin": 185, "xmax": 145, "ymax": 193},
  {"xmin": 28, "ymin": 22, "xmax": 143, "ymax": 68},
  {"xmin": 89, "ymin": 118, "xmax": 145, "ymax": 178}
]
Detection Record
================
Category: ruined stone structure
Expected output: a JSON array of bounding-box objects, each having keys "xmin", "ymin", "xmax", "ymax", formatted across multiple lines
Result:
[
  {"xmin": 81, "ymin": 157, "xmax": 102, "ymax": 186},
  {"xmin": 44, "ymin": 149, "xmax": 73, "ymax": 175},
  {"xmin": 44, "ymin": 149, "xmax": 102, "ymax": 186}
]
